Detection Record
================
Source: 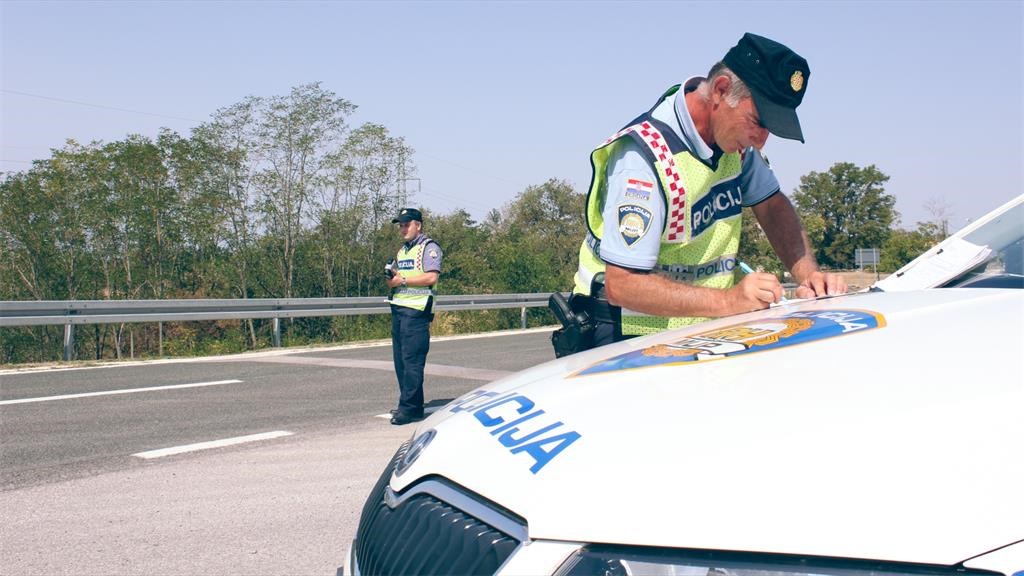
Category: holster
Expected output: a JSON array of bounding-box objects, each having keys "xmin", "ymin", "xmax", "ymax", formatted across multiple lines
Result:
[
  {"xmin": 549, "ymin": 293, "xmax": 594, "ymax": 358},
  {"xmin": 548, "ymin": 279, "xmax": 615, "ymax": 358}
]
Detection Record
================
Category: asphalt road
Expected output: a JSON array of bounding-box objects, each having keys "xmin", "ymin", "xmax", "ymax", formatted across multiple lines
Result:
[{"xmin": 0, "ymin": 328, "xmax": 556, "ymax": 576}]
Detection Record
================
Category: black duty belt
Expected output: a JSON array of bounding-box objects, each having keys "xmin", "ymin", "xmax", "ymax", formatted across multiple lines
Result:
[{"xmin": 578, "ymin": 284, "xmax": 617, "ymax": 324}]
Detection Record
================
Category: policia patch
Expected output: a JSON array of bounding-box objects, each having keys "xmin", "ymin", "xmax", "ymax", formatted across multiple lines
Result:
[{"xmin": 618, "ymin": 204, "xmax": 652, "ymax": 247}]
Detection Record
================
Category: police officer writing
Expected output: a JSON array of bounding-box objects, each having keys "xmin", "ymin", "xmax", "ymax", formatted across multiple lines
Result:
[
  {"xmin": 386, "ymin": 208, "xmax": 443, "ymax": 425},
  {"xmin": 571, "ymin": 33, "xmax": 846, "ymax": 349}
]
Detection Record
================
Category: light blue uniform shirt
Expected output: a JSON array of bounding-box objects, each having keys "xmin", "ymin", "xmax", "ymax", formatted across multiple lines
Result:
[
  {"xmin": 406, "ymin": 234, "xmax": 443, "ymax": 273},
  {"xmin": 600, "ymin": 77, "xmax": 781, "ymax": 271}
]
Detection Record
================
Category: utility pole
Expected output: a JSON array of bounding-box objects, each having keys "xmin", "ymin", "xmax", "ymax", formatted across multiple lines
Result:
[
  {"xmin": 401, "ymin": 178, "xmax": 421, "ymax": 208},
  {"xmin": 396, "ymin": 148, "xmax": 420, "ymax": 207}
]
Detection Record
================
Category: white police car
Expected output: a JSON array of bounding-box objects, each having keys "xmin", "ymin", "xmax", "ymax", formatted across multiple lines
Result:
[{"xmin": 345, "ymin": 195, "xmax": 1023, "ymax": 576}]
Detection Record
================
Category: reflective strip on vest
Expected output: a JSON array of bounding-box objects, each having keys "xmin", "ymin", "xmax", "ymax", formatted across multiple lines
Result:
[
  {"xmin": 574, "ymin": 103, "xmax": 744, "ymax": 335},
  {"xmin": 389, "ymin": 238, "xmax": 438, "ymax": 311}
]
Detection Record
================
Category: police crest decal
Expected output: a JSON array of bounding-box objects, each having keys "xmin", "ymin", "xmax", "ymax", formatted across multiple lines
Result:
[
  {"xmin": 618, "ymin": 204, "xmax": 652, "ymax": 247},
  {"xmin": 574, "ymin": 309, "xmax": 886, "ymax": 377}
]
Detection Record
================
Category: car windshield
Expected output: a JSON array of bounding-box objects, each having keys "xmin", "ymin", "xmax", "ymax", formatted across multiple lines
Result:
[
  {"xmin": 875, "ymin": 195, "xmax": 1023, "ymax": 291},
  {"xmin": 941, "ymin": 237, "xmax": 1023, "ymax": 288},
  {"xmin": 941, "ymin": 195, "xmax": 1023, "ymax": 288}
]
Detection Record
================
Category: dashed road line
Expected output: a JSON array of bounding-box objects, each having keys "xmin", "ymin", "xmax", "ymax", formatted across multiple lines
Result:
[
  {"xmin": 132, "ymin": 431, "xmax": 294, "ymax": 459},
  {"xmin": 0, "ymin": 379, "xmax": 244, "ymax": 406}
]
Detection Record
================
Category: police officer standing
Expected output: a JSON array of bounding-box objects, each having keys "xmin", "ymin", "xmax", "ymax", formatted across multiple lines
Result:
[
  {"xmin": 571, "ymin": 32, "xmax": 846, "ymax": 349},
  {"xmin": 386, "ymin": 208, "xmax": 443, "ymax": 425}
]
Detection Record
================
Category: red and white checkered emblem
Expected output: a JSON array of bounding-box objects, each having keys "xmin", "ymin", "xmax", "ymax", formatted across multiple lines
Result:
[{"xmin": 601, "ymin": 122, "xmax": 687, "ymax": 241}]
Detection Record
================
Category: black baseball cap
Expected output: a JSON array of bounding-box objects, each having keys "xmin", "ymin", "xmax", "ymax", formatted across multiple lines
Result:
[
  {"xmin": 392, "ymin": 207, "xmax": 423, "ymax": 223},
  {"xmin": 723, "ymin": 33, "xmax": 810, "ymax": 142}
]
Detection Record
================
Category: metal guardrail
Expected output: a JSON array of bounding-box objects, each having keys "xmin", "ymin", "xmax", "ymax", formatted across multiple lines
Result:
[
  {"xmin": 0, "ymin": 293, "xmax": 555, "ymax": 361},
  {"xmin": 0, "ymin": 294, "xmax": 552, "ymax": 326}
]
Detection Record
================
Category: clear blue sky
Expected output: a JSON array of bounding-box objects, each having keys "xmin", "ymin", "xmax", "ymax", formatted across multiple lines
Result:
[{"xmin": 2, "ymin": 0, "xmax": 1021, "ymax": 230}]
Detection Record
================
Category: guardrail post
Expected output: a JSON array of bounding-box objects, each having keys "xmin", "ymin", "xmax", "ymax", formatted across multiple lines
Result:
[
  {"xmin": 272, "ymin": 318, "xmax": 281, "ymax": 347},
  {"xmin": 63, "ymin": 324, "xmax": 74, "ymax": 361},
  {"xmin": 521, "ymin": 307, "xmax": 527, "ymax": 330}
]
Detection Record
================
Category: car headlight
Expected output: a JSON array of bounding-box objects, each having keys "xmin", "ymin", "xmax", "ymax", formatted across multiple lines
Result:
[{"xmin": 556, "ymin": 547, "xmax": 997, "ymax": 576}]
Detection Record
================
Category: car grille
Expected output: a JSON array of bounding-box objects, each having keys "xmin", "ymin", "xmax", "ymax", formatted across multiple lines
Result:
[{"xmin": 353, "ymin": 442, "xmax": 524, "ymax": 575}]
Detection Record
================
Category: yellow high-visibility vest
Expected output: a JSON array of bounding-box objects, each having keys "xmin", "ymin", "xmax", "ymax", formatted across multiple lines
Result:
[
  {"xmin": 574, "ymin": 86, "xmax": 743, "ymax": 335},
  {"xmin": 390, "ymin": 237, "xmax": 439, "ymax": 312}
]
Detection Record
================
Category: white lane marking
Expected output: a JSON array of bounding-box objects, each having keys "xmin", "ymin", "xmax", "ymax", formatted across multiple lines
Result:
[
  {"xmin": 0, "ymin": 379, "xmax": 243, "ymax": 406},
  {"xmin": 0, "ymin": 327, "xmax": 556, "ymax": 376},
  {"xmin": 132, "ymin": 430, "xmax": 294, "ymax": 459}
]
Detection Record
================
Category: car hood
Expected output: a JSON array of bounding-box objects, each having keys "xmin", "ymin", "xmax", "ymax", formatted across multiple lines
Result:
[{"xmin": 393, "ymin": 289, "xmax": 1024, "ymax": 566}]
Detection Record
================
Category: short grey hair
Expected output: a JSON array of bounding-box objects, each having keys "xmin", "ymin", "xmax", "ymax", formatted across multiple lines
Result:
[{"xmin": 697, "ymin": 62, "xmax": 751, "ymax": 108}]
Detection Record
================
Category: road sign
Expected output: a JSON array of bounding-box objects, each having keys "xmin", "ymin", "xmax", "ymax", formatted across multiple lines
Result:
[{"xmin": 856, "ymin": 248, "xmax": 880, "ymax": 268}]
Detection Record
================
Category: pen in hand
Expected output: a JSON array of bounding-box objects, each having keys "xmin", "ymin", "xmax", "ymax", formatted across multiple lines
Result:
[{"xmin": 738, "ymin": 261, "xmax": 788, "ymax": 303}]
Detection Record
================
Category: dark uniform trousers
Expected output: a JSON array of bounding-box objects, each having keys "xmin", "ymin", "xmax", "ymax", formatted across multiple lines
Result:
[{"xmin": 391, "ymin": 305, "xmax": 431, "ymax": 416}]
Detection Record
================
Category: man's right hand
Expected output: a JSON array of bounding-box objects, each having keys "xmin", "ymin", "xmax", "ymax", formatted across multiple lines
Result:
[
  {"xmin": 606, "ymin": 262, "xmax": 786, "ymax": 319},
  {"xmin": 729, "ymin": 272, "xmax": 783, "ymax": 313}
]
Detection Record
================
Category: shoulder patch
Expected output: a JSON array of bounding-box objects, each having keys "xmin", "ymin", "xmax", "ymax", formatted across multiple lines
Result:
[
  {"xmin": 617, "ymin": 204, "xmax": 653, "ymax": 247},
  {"xmin": 624, "ymin": 178, "xmax": 654, "ymax": 202}
]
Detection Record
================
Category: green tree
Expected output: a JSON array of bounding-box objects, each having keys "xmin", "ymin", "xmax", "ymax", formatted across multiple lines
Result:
[
  {"xmin": 881, "ymin": 222, "xmax": 943, "ymax": 272},
  {"xmin": 159, "ymin": 130, "xmax": 230, "ymax": 298},
  {"xmin": 0, "ymin": 141, "xmax": 108, "ymax": 301},
  {"xmin": 484, "ymin": 179, "xmax": 584, "ymax": 293},
  {"xmin": 193, "ymin": 96, "xmax": 261, "ymax": 342},
  {"xmin": 105, "ymin": 134, "xmax": 186, "ymax": 300},
  {"xmin": 0, "ymin": 141, "xmax": 115, "ymax": 361},
  {"xmin": 422, "ymin": 209, "xmax": 489, "ymax": 294},
  {"xmin": 252, "ymin": 83, "xmax": 357, "ymax": 299},
  {"xmin": 314, "ymin": 123, "xmax": 415, "ymax": 297},
  {"xmin": 792, "ymin": 162, "xmax": 895, "ymax": 269},
  {"xmin": 1, "ymin": 80, "xmax": 638, "ymax": 362},
  {"xmin": 737, "ymin": 207, "xmax": 783, "ymax": 274}
]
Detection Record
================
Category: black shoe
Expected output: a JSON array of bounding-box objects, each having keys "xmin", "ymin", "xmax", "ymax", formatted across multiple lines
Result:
[{"xmin": 390, "ymin": 411, "xmax": 424, "ymax": 426}]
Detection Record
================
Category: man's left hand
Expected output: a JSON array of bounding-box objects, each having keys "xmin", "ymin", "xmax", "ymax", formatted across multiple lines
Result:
[
  {"xmin": 386, "ymin": 275, "xmax": 404, "ymax": 289},
  {"xmin": 795, "ymin": 271, "xmax": 848, "ymax": 298}
]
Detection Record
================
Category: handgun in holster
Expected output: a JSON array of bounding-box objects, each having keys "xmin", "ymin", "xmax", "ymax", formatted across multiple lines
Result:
[{"xmin": 548, "ymin": 291, "xmax": 595, "ymax": 358}]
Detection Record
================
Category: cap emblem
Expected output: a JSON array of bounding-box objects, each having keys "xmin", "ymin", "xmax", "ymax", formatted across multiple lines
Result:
[{"xmin": 790, "ymin": 70, "xmax": 804, "ymax": 92}]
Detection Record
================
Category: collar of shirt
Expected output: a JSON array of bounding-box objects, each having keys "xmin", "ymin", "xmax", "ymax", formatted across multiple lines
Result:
[
  {"xmin": 404, "ymin": 233, "xmax": 426, "ymax": 250},
  {"xmin": 652, "ymin": 76, "xmax": 715, "ymax": 162}
]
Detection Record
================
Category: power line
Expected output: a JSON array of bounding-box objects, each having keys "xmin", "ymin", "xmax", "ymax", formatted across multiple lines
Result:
[
  {"xmin": 1, "ymin": 89, "xmax": 205, "ymax": 123},
  {"xmin": 418, "ymin": 184, "xmax": 494, "ymax": 213},
  {"xmin": 415, "ymin": 150, "xmax": 528, "ymax": 189},
  {"xmin": 1, "ymin": 90, "xmax": 530, "ymax": 206}
]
